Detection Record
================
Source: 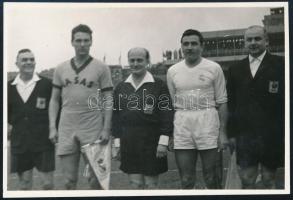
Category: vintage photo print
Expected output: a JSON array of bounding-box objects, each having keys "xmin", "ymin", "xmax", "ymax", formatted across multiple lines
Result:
[{"xmin": 3, "ymin": 1, "xmax": 290, "ymax": 198}]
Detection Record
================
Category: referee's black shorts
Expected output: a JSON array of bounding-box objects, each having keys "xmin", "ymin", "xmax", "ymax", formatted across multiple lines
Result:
[
  {"xmin": 11, "ymin": 150, "xmax": 55, "ymax": 173},
  {"xmin": 236, "ymin": 134, "xmax": 280, "ymax": 170}
]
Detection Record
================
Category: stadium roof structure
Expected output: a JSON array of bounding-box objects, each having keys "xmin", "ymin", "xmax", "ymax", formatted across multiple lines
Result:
[{"xmin": 202, "ymin": 29, "xmax": 246, "ymax": 39}]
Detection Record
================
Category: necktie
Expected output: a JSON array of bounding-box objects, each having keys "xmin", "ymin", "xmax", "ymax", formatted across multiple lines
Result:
[
  {"xmin": 250, "ymin": 57, "xmax": 258, "ymax": 64},
  {"xmin": 250, "ymin": 57, "xmax": 259, "ymax": 77}
]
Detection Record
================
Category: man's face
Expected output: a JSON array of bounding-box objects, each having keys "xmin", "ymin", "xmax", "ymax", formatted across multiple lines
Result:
[
  {"xmin": 128, "ymin": 48, "xmax": 148, "ymax": 77},
  {"xmin": 16, "ymin": 52, "xmax": 35, "ymax": 76},
  {"xmin": 71, "ymin": 32, "xmax": 92, "ymax": 56},
  {"xmin": 181, "ymin": 35, "xmax": 203, "ymax": 63},
  {"xmin": 245, "ymin": 27, "xmax": 268, "ymax": 57}
]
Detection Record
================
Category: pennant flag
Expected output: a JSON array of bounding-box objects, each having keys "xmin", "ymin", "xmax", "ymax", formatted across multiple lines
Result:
[
  {"xmin": 82, "ymin": 139, "xmax": 112, "ymax": 189},
  {"xmin": 225, "ymin": 151, "xmax": 242, "ymax": 189}
]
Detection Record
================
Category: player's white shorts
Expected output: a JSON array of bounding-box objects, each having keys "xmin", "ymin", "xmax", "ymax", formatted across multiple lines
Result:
[{"xmin": 173, "ymin": 108, "xmax": 220, "ymax": 150}]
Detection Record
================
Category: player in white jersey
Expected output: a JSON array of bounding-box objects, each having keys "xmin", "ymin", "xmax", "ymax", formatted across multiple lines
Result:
[
  {"xmin": 167, "ymin": 29, "xmax": 229, "ymax": 189},
  {"xmin": 49, "ymin": 24, "xmax": 113, "ymax": 190}
]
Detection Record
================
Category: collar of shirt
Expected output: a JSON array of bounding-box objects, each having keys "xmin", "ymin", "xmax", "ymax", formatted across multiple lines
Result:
[
  {"xmin": 11, "ymin": 73, "xmax": 40, "ymax": 87},
  {"xmin": 11, "ymin": 73, "xmax": 40, "ymax": 103},
  {"xmin": 125, "ymin": 71, "xmax": 154, "ymax": 91},
  {"xmin": 249, "ymin": 50, "xmax": 266, "ymax": 64}
]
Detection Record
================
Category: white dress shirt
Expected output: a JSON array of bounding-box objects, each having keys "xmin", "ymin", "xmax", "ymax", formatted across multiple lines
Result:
[
  {"xmin": 249, "ymin": 51, "xmax": 266, "ymax": 78},
  {"xmin": 114, "ymin": 71, "xmax": 169, "ymax": 147},
  {"xmin": 11, "ymin": 73, "xmax": 40, "ymax": 103},
  {"xmin": 125, "ymin": 71, "xmax": 155, "ymax": 91}
]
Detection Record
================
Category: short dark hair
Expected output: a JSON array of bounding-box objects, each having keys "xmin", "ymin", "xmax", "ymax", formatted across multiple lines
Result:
[
  {"xmin": 128, "ymin": 47, "xmax": 150, "ymax": 60},
  {"xmin": 71, "ymin": 24, "xmax": 92, "ymax": 41},
  {"xmin": 181, "ymin": 29, "xmax": 204, "ymax": 45},
  {"xmin": 16, "ymin": 48, "xmax": 32, "ymax": 60}
]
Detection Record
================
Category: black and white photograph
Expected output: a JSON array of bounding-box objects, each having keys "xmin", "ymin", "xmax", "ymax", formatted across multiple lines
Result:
[{"xmin": 3, "ymin": 1, "xmax": 290, "ymax": 198}]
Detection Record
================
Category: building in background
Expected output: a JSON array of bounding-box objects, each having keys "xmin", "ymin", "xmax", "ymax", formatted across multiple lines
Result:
[
  {"xmin": 162, "ymin": 7, "xmax": 285, "ymax": 75},
  {"xmin": 263, "ymin": 7, "xmax": 284, "ymax": 54},
  {"xmin": 109, "ymin": 65, "xmax": 123, "ymax": 87},
  {"xmin": 7, "ymin": 8, "xmax": 285, "ymax": 83}
]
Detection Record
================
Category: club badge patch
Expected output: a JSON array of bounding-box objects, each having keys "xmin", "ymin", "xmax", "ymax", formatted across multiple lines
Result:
[
  {"xmin": 36, "ymin": 97, "xmax": 46, "ymax": 109},
  {"xmin": 269, "ymin": 81, "xmax": 279, "ymax": 93}
]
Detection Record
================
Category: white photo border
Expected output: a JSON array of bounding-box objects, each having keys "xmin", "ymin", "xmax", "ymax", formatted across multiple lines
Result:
[{"xmin": 3, "ymin": 1, "xmax": 290, "ymax": 197}]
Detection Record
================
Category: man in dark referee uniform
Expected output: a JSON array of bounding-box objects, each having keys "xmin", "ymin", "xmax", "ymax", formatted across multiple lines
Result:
[
  {"xmin": 112, "ymin": 47, "xmax": 174, "ymax": 189},
  {"xmin": 227, "ymin": 26, "xmax": 285, "ymax": 189},
  {"xmin": 8, "ymin": 49, "xmax": 55, "ymax": 190}
]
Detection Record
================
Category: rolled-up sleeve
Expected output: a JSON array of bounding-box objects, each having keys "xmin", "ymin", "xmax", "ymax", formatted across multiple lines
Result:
[
  {"xmin": 100, "ymin": 65, "xmax": 113, "ymax": 92},
  {"xmin": 166, "ymin": 69, "xmax": 176, "ymax": 101}
]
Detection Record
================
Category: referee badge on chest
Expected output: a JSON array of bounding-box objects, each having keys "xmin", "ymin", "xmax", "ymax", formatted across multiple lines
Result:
[
  {"xmin": 268, "ymin": 81, "xmax": 279, "ymax": 93},
  {"xmin": 36, "ymin": 97, "xmax": 46, "ymax": 109}
]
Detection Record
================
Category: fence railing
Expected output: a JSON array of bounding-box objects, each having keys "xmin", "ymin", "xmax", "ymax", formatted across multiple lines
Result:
[{"xmin": 202, "ymin": 45, "xmax": 284, "ymax": 57}]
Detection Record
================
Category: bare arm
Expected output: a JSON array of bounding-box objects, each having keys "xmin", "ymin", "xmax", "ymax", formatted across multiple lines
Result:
[
  {"xmin": 48, "ymin": 87, "xmax": 61, "ymax": 144},
  {"xmin": 99, "ymin": 90, "xmax": 113, "ymax": 144},
  {"xmin": 217, "ymin": 102, "xmax": 229, "ymax": 150}
]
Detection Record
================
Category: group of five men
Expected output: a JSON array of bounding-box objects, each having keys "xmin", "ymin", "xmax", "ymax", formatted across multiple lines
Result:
[{"xmin": 8, "ymin": 24, "xmax": 284, "ymax": 190}]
